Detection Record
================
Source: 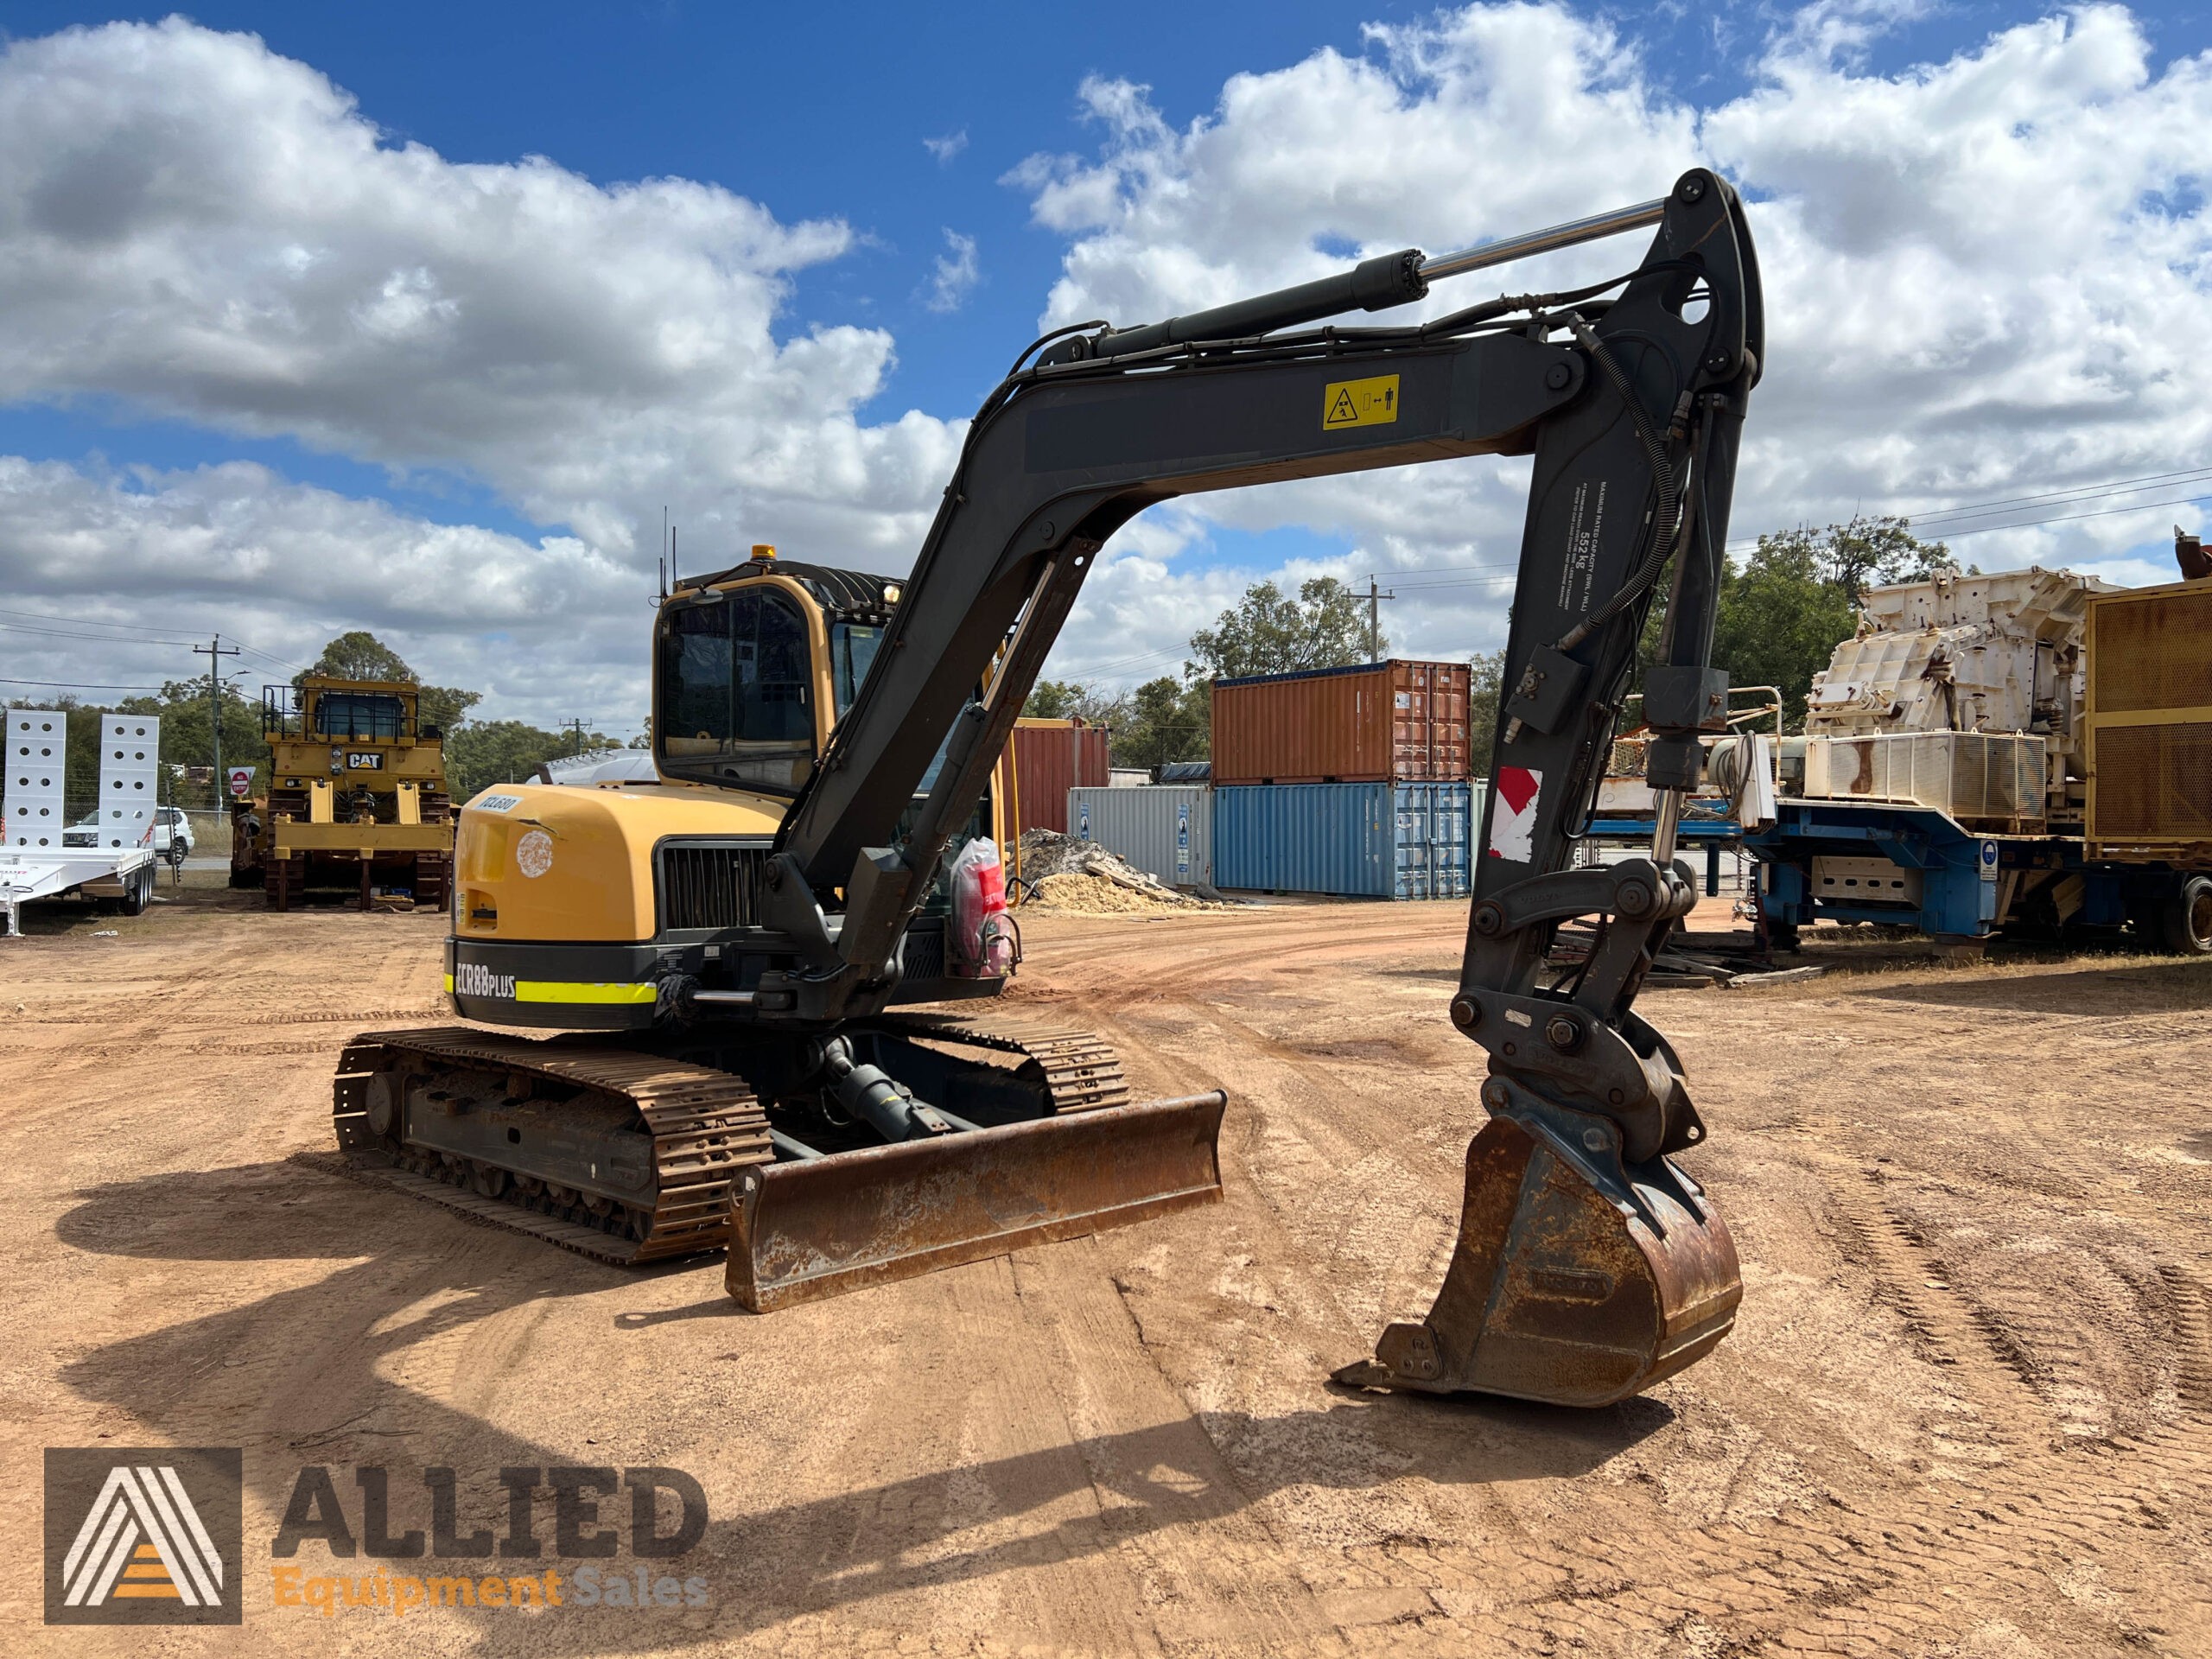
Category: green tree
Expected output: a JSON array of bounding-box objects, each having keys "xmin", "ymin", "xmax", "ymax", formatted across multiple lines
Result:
[
  {"xmin": 19, "ymin": 681, "xmax": 271, "ymax": 816},
  {"xmin": 1109, "ymin": 677, "xmax": 1211, "ymax": 770},
  {"xmin": 1708, "ymin": 537, "xmax": 1860, "ymax": 730},
  {"xmin": 1699, "ymin": 518, "xmax": 1953, "ymax": 730},
  {"xmin": 1022, "ymin": 678, "xmax": 1129, "ymax": 727},
  {"xmin": 1466, "ymin": 649, "xmax": 1503, "ymax": 779},
  {"xmin": 1187, "ymin": 577, "xmax": 1380, "ymax": 680},
  {"xmin": 305, "ymin": 630, "xmax": 414, "ymax": 681},
  {"xmin": 1812, "ymin": 514, "xmax": 1953, "ymax": 606},
  {"xmin": 445, "ymin": 720, "xmax": 615, "ymax": 797}
]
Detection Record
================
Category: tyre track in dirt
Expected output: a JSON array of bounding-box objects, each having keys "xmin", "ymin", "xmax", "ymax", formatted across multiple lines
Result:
[{"xmin": 11, "ymin": 894, "xmax": 2212, "ymax": 1655}]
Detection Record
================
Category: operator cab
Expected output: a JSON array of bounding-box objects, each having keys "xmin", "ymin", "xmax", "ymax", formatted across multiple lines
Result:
[{"xmin": 655, "ymin": 549, "xmax": 898, "ymax": 795}]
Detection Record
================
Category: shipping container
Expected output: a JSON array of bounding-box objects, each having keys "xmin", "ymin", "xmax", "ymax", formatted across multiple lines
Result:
[
  {"xmin": 1211, "ymin": 659, "xmax": 1471, "ymax": 785},
  {"xmin": 1107, "ymin": 768, "xmax": 1151, "ymax": 788},
  {"xmin": 1067, "ymin": 785, "xmax": 1212, "ymax": 887},
  {"xmin": 994, "ymin": 717, "xmax": 1109, "ymax": 836},
  {"xmin": 1216, "ymin": 782, "xmax": 1471, "ymax": 899}
]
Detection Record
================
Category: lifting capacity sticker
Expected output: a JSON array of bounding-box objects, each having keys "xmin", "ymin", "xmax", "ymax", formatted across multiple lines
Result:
[{"xmin": 1322, "ymin": 374, "xmax": 1399, "ymax": 430}]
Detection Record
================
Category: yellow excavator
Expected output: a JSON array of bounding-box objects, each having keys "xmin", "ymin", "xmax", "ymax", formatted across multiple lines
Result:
[{"xmin": 335, "ymin": 169, "xmax": 1760, "ymax": 1407}]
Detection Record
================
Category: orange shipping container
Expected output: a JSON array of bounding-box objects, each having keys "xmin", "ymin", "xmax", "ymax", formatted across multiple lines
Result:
[
  {"xmin": 993, "ymin": 717, "xmax": 1110, "ymax": 836},
  {"xmin": 1211, "ymin": 660, "xmax": 1472, "ymax": 785}
]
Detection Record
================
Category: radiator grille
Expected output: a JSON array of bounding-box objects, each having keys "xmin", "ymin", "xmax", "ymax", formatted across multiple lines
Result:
[
  {"xmin": 2092, "ymin": 589, "xmax": 2212, "ymax": 715},
  {"xmin": 656, "ymin": 841, "xmax": 768, "ymax": 931},
  {"xmin": 2093, "ymin": 723, "xmax": 2212, "ymax": 841},
  {"xmin": 900, "ymin": 923, "xmax": 945, "ymax": 982}
]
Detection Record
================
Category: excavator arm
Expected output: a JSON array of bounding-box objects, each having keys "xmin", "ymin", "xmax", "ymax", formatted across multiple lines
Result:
[{"xmin": 738, "ymin": 168, "xmax": 1761, "ymax": 1402}]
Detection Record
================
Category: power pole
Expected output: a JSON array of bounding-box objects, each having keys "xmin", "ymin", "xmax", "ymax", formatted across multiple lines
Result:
[
  {"xmin": 561, "ymin": 716, "xmax": 594, "ymax": 757},
  {"xmin": 1363, "ymin": 576, "xmax": 1397, "ymax": 662},
  {"xmin": 193, "ymin": 636, "xmax": 240, "ymax": 809}
]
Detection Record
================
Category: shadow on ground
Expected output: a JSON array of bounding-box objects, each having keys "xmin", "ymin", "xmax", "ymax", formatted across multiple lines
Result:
[
  {"xmin": 54, "ymin": 1156, "xmax": 1663, "ymax": 1650},
  {"xmin": 1841, "ymin": 958, "xmax": 2212, "ymax": 1014}
]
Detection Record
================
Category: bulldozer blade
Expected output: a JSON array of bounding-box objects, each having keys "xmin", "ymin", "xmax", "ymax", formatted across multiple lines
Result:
[
  {"xmin": 728, "ymin": 1091, "xmax": 1226, "ymax": 1312},
  {"xmin": 1335, "ymin": 1088, "xmax": 1740, "ymax": 1408}
]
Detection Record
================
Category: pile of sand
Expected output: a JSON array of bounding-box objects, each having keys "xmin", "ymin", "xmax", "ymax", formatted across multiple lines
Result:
[
  {"xmin": 1027, "ymin": 872, "xmax": 1192, "ymax": 914},
  {"xmin": 1016, "ymin": 830, "xmax": 1231, "ymax": 914}
]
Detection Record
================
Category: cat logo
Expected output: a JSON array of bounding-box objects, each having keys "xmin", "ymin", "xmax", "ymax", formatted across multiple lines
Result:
[{"xmin": 45, "ymin": 1449, "xmax": 241, "ymax": 1625}]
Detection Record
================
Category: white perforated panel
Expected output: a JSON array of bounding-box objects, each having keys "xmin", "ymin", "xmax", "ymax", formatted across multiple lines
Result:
[
  {"xmin": 6, "ymin": 709, "xmax": 68, "ymax": 849},
  {"xmin": 98, "ymin": 715, "xmax": 161, "ymax": 849}
]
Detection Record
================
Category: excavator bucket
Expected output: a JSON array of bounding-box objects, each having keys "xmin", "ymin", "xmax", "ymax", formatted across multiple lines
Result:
[
  {"xmin": 728, "ymin": 1091, "xmax": 1226, "ymax": 1311},
  {"xmin": 1336, "ymin": 1092, "xmax": 1740, "ymax": 1407}
]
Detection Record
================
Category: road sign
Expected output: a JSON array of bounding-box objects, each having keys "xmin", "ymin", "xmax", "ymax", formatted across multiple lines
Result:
[{"xmin": 227, "ymin": 767, "xmax": 254, "ymax": 799}]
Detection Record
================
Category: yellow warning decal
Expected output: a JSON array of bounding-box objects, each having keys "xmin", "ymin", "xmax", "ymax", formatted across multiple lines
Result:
[{"xmin": 1322, "ymin": 373, "xmax": 1400, "ymax": 430}]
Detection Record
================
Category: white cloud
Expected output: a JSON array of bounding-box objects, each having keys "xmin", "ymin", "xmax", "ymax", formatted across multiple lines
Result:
[
  {"xmin": 0, "ymin": 456, "xmax": 651, "ymax": 721},
  {"xmin": 919, "ymin": 230, "xmax": 981, "ymax": 314},
  {"xmin": 0, "ymin": 16, "xmax": 960, "ymax": 566},
  {"xmin": 1013, "ymin": 3, "xmax": 2212, "ymax": 681},
  {"xmin": 923, "ymin": 130, "xmax": 969, "ymax": 164},
  {"xmin": 3, "ymin": 10, "xmax": 2209, "ymax": 717}
]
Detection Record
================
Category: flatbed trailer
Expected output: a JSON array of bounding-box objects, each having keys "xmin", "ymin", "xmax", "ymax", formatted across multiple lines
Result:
[
  {"xmin": 1742, "ymin": 799, "xmax": 2201, "ymax": 948},
  {"xmin": 0, "ymin": 846, "xmax": 158, "ymax": 936}
]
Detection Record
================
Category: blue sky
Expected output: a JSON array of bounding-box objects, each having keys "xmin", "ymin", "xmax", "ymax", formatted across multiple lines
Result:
[{"xmin": 0, "ymin": 3, "xmax": 2207, "ymax": 723}]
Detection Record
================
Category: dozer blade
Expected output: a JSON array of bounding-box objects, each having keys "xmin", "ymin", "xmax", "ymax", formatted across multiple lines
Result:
[
  {"xmin": 1336, "ymin": 1086, "xmax": 1740, "ymax": 1408},
  {"xmin": 728, "ymin": 1091, "xmax": 1227, "ymax": 1312}
]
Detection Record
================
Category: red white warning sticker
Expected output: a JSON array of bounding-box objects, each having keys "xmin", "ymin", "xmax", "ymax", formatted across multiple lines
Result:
[{"xmin": 1488, "ymin": 766, "xmax": 1542, "ymax": 861}]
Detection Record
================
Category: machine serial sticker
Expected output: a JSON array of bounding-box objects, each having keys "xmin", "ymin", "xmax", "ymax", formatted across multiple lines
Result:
[
  {"xmin": 1322, "ymin": 373, "xmax": 1399, "ymax": 430},
  {"xmin": 476, "ymin": 793, "xmax": 524, "ymax": 813},
  {"xmin": 1488, "ymin": 766, "xmax": 1542, "ymax": 862}
]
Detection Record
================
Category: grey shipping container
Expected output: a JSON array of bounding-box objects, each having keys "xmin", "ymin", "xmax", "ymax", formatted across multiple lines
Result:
[
  {"xmin": 1067, "ymin": 785, "xmax": 1212, "ymax": 887},
  {"xmin": 1216, "ymin": 782, "xmax": 1471, "ymax": 899}
]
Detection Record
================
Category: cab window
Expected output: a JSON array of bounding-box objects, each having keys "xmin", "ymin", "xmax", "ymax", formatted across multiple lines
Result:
[
  {"xmin": 658, "ymin": 588, "xmax": 817, "ymax": 792},
  {"xmin": 830, "ymin": 622, "xmax": 883, "ymax": 719},
  {"xmin": 314, "ymin": 693, "xmax": 406, "ymax": 740}
]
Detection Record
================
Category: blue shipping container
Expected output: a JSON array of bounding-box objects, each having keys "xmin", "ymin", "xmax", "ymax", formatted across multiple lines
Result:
[{"xmin": 1216, "ymin": 783, "xmax": 1471, "ymax": 899}]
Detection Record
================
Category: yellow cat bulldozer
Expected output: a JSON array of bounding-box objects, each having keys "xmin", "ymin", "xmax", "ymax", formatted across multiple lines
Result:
[
  {"xmin": 334, "ymin": 171, "xmax": 1761, "ymax": 1407},
  {"xmin": 232, "ymin": 677, "xmax": 454, "ymax": 910}
]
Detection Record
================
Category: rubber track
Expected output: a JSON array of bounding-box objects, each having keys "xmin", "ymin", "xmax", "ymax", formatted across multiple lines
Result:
[
  {"xmin": 870, "ymin": 1010, "xmax": 1133, "ymax": 1114},
  {"xmin": 334, "ymin": 1027, "xmax": 769, "ymax": 1266}
]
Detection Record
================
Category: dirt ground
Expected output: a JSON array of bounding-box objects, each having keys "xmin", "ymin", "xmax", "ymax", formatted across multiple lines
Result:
[{"xmin": 4, "ymin": 881, "xmax": 2211, "ymax": 1656}]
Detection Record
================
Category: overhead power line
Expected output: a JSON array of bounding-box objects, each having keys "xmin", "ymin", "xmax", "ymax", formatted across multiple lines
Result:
[
  {"xmin": 0, "ymin": 620, "xmax": 207, "ymax": 648},
  {"xmin": 0, "ymin": 605, "xmax": 306, "ymax": 673},
  {"xmin": 1871, "ymin": 463, "xmax": 2212, "ymax": 524},
  {"xmin": 0, "ymin": 675, "xmax": 172, "ymax": 691}
]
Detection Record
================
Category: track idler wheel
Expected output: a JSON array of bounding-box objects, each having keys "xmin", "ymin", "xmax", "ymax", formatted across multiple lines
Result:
[{"xmin": 1335, "ymin": 1077, "xmax": 1740, "ymax": 1407}]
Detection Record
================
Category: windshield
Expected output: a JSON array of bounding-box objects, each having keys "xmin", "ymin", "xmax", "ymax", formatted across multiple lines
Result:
[
  {"xmin": 830, "ymin": 622, "xmax": 883, "ymax": 719},
  {"xmin": 657, "ymin": 588, "xmax": 817, "ymax": 793},
  {"xmin": 314, "ymin": 693, "xmax": 406, "ymax": 740}
]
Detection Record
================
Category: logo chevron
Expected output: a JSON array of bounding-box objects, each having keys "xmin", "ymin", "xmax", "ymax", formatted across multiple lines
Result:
[{"xmin": 60, "ymin": 1465, "xmax": 226, "ymax": 1610}]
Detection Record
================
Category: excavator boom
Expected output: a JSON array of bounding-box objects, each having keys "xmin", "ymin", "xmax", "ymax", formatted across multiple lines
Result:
[{"xmin": 345, "ymin": 168, "xmax": 1761, "ymax": 1409}]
